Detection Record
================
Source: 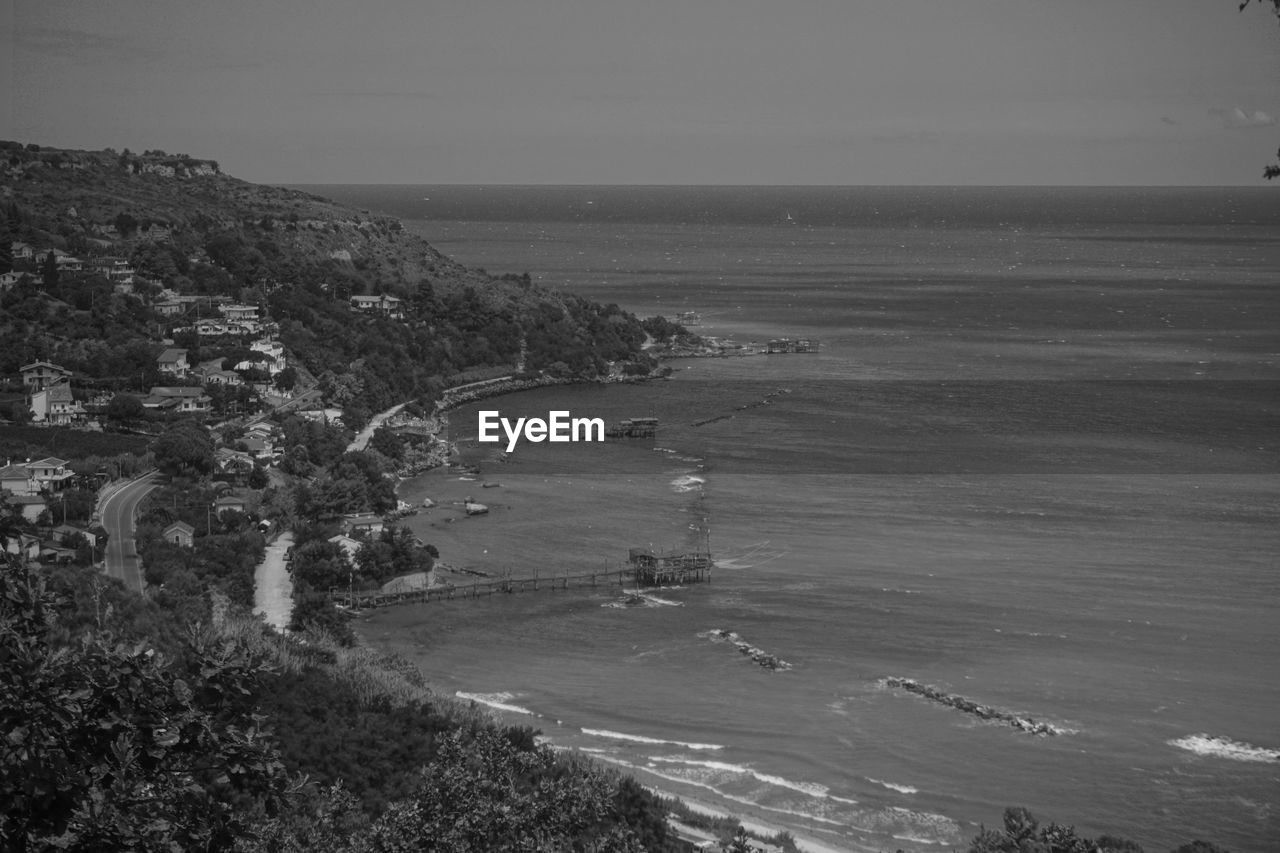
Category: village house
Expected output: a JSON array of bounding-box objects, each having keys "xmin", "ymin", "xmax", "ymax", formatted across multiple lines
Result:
[
  {"xmin": 2, "ymin": 530, "xmax": 42, "ymax": 560},
  {"xmin": 342, "ymin": 513, "xmax": 384, "ymax": 537},
  {"xmin": 7, "ymin": 495, "xmax": 48, "ymax": 523},
  {"xmin": 26, "ymin": 458, "xmax": 75, "ymax": 492},
  {"xmin": 213, "ymin": 494, "xmax": 248, "ymax": 517},
  {"xmin": 213, "ymin": 447, "xmax": 256, "ymax": 478},
  {"xmin": 194, "ymin": 359, "xmax": 243, "ymax": 386},
  {"xmin": 10, "ymin": 241, "xmax": 34, "ymax": 261},
  {"xmin": 349, "ymin": 294, "xmax": 404, "ymax": 319},
  {"xmin": 248, "ymin": 339, "xmax": 287, "ymax": 375},
  {"xmin": 30, "ymin": 384, "xmax": 87, "ymax": 426},
  {"xmin": 20, "ymin": 361, "xmax": 72, "ymax": 392},
  {"xmin": 154, "ymin": 299, "xmax": 185, "ymax": 316},
  {"xmin": 0, "ymin": 271, "xmax": 25, "ymax": 290},
  {"xmin": 141, "ymin": 386, "xmax": 212, "ymax": 413},
  {"xmin": 327, "ymin": 533, "xmax": 363, "ymax": 561},
  {"xmin": 156, "ymin": 347, "xmax": 190, "ymax": 378},
  {"xmin": 52, "ymin": 523, "xmax": 97, "ymax": 549},
  {"xmin": 163, "ymin": 521, "xmax": 195, "ymax": 548},
  {"xmin": 0, "ymin": 462, "xmax": 36, "ymax": 496},
  {"xmin": 220, "ymin": 303, "xmax": 260, "ymax": 322}
]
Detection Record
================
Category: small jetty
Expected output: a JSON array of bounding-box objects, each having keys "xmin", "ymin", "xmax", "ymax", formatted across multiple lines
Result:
[
  {"xmin": 766, "ymin": 337, "xmax": 820, "ymax": 354},
  {"xmin": 326, "ymin": 548, "xmax": 711, "ymax": 610},
  {"xmin": 884, "ymin": 677, "xmax": 1066, "ymax": 736},
  {"xmin": 605, "ymin": 416, "xmax": 658, "ymax": 438}
]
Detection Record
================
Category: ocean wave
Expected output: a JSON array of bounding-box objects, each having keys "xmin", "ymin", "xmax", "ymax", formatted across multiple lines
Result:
[
  {"xmin": 455, "ymin": 691, "xmax": 536, "ymax": 716},
  {"xmin": 581, "ymin": 727, "xmax": 724, "ymax": 750},
  {"xmin": 650, "ymin": 756, "xmax": 833, "ymax": 799},
  {"xmin": 670, "ymin": 474, "xmax": 705, "ymax": 493},
  {"xmin": 1169, "ymin": 734, "xmax": 1280, "ymax": 763},
  {"xmin": 868, "ymin": 778, "xmax": 918, "ymax": 794}
]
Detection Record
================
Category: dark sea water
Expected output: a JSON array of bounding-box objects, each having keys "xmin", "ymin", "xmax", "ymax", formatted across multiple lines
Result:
[{"xmin": 305, "ymin": 185, "xmax": 1280, "ymax": 852}]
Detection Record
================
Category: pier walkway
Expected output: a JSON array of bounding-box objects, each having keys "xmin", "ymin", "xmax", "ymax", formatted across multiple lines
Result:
[{"xmin": 326, "ymin": 560, "xmax": 711, "ymax": 611}]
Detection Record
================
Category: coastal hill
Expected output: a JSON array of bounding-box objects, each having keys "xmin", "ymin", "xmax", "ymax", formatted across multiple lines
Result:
[{"xmin": 0, "ymin": 140, "xmax": 655, "ymax": 420}]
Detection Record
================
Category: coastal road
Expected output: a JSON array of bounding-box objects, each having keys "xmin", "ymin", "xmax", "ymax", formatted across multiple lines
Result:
[{"xmin": 100, "ymin": 471, "xmax": 160, "ymax": 592}]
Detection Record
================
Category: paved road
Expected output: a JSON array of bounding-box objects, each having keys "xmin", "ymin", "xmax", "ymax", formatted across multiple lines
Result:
[{"xmin": 101, "ymin": 471, "xmax": 159, "ymax": 592}]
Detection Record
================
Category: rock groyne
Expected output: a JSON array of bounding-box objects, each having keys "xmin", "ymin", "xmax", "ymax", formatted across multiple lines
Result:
[{"xmin": 884, "ymin": 677, "xmax": 1065, "ymax": 736}]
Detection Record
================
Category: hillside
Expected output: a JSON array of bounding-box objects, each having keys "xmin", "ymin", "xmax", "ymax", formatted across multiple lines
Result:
[{"xmin": 0, "ymin": 140, "xmax": 654, "ymax": 418}]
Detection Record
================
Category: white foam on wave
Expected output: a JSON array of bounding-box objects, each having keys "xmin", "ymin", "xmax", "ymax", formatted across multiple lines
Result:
[
  {"xmin": 670, "ymin": 474, "xmax": 706, "ymax": 493},
  {"xmin": 455, "ymin": 691, "xmax": 536, "ymax": 716},
  {"xmin": 605, "ymin": 756, "xmax": 850, "ymax": 827},
  {"xmin": 868, "ymin": 777, "xmax": 918, "ymax": 794},
  {"xmin": 1169, "ymin": 734, "xmax": 1280, "ymax": 763},
  {"xmin": 649, "ymin": 756, "xmax": 839, "ymax": 801},
  {"xmin": 581, "ymin": 727, "xmax": 724, "ymax": 751}
]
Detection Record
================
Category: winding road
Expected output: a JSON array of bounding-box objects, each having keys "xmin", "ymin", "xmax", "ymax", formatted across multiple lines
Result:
[{"xmin": 100, "ymin": 471, "xmax": 160, "ymax": 592}]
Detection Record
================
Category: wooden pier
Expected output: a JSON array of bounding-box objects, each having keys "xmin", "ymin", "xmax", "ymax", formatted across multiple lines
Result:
[{"xmin": 326, "ymin": 549, "xmax": 712, "ymax": 611}]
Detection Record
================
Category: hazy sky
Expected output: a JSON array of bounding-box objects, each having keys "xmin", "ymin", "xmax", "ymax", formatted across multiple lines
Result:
[{"xmin": 4, "ymin": 0, "xmax": 1279, "ymax": 184}]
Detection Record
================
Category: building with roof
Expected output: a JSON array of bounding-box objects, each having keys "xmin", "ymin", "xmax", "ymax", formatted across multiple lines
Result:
[
  {"xmin": 142, "ymin": 386, "xmax": 211, "ymax": 413},
  {"xmin": 157, "ymin": 348, "xmax": 189, "ymax": 377},
  {"xmin": 350, "ymin": 294, "xmax": 404, "ymax": 319},
  {"xmin": 30, "ymin": 384, "xmax": 86, "ymax": 426},
  {"xmin": 20, "ymin": 361, "xmax": 72, "ymax": 392},
  {"xmin": 213, "ymin": 494, "xmax": 248, "ymax": 517},
  {"xmin": 163, "ymin": 521, "xmax": 195, "ymax": 548}
]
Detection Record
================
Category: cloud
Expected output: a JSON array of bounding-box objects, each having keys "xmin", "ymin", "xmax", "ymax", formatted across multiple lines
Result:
[
  {"xmin": 1161, "ymin": 116, "xmax": 1178, "ymax": 126},
  {"xmin": 1210, "ymin": 106, "xmax": 1277, "ymax": 129}
]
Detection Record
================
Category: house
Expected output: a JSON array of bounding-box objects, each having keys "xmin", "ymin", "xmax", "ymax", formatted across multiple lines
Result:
[
  {"xmin": 2, "ymin": 530, "xmax": 42, "ymax": 560},
  {"xmin": 142, "ymin": 386, "xmax": 212, "ymax": 413},
  {"xmin": 7, "ymin": 495, "xmax": 48, "ymax": 523},
  {"xmin": 0, "ymin": 271, "xmax": 25, "ymax": 290},
  {"xmin": 157, "ymin": 348, "xmax": 190, "ymax": 378},
  {"xmin": 163, "ymin": 521, "xmax": 195, "ymax": 547},
  {"xmin": 10, "ymin": 241, "xmax": 34, "ymax": 261},
  {"xmin": 248, "ymin": 339, "xmax": 287, "ymax": 375},
  {"xmin": 213, "ymin": 494, "xmax": 248, "ymax": 517},
  {"xmin": 350, "ymin": 294, "xmax": 404, "ymax": 319},
  {"xmin": 220, "ymin": 304, "xmax": 259, "ymax": 322},
  {"xmin": 26, "ymin": 458, "xmax": 75, "ymax": 492},
  {"xmin": 241, "ymin": 437, "xmax": 274, "ymax": 461},
  {"xmin": 194, "ymin": 362, "xmax": 242, "ymax": 386},
  {"xmin": 213, "ymin": 447, "xmax": 256, "ymax": 476},
  {"xmin": 342, "ymin": 514, "xmax": 384, "ymax": 537},
  {"xmin": 52, "ymin": 523, "xmax": 97, "ymax": 548},
  {"xmin": 154, "ymin": 300, "xmax": 186, "ymax": 316},
  {"xmin": 20, "ymin": 361, "xmax": 72, "ymax": 392},
  {"xmin": 327, "ymin": 534, "xmax": 363, "ymax": 561},
  {"xmin": 30, "ymin": 384, "xmax": 86, "ymax": 425},
  {"xmin": 0, "ymin": 462, "xmax": 36, "ymax": 496}
]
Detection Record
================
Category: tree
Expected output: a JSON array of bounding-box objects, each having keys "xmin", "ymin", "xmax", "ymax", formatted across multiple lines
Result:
[
  {"xmin": 153, "ymin": 420, "xmax": 215, "ymax": 478},
  {"xmin": 105, "ymin": 393, "xmax": 147, "ymax": 423},
  {"xmin": 0, "ymin": 559, "xmax": 292, "ymax": 851},
  {"xmin": 41, "ymin": 250, "xmax": 59, "ymax": 290}
]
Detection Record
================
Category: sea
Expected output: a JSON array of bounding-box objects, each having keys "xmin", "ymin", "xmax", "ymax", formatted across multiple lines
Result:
[{"xmin": 301, "ymin": 185, "xmax": 1280, "ymax": 853}]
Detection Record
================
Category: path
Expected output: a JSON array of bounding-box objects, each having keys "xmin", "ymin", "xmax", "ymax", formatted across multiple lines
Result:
[
  {"xmin": 254, "ymin": 531, "xmax": 294, "ymax": 631},
  {"xmin": 347, "ymin": 402, "xmax": 407, "ymax": 452},
  {"xmin": 99, "ymin": 471, "xmax": 160, "ymax": 592}
]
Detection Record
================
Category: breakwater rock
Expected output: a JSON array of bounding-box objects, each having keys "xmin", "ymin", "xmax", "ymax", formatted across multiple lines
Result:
[
  {"xmin": 884, "ymin": 677, "xmax": 1065, "ymax": 736},
  {"xmin": 704, "ymin": 629, "xmax": 792, "ymax": 671}
]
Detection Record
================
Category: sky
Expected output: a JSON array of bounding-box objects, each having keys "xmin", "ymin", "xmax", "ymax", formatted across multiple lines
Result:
[{"xmin": 3, "ymin": 0, "xmax": 1279, "ymax": 185}]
